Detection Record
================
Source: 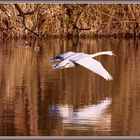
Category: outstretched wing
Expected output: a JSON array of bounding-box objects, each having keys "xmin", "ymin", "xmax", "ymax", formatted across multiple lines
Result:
[
  {"xmin": 50, "ymin": 52, "xmax": 76, "ymax": 63},
  {"xmin": 71, "ymin": 55, "xmax": 113, "ymax": 81}
]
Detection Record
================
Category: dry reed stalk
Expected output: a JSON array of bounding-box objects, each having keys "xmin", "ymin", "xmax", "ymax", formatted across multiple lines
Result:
[{"xmin": 0, "ymin": 4, "xmax": 140, "ymax": 38}]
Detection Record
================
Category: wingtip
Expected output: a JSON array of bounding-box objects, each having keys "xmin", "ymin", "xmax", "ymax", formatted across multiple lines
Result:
[
  {"xmin": 106, "ymin": 76, "xmax": 113, "ymax": 81},
  {"xmin": 103, "ymin": 74, "xmax": 113, "ymax": 81}
]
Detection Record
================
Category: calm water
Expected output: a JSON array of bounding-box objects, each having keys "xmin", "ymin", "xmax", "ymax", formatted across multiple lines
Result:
[{"xmin": 0, "ymin": 38, "xmax": 139, "ymax": 136}]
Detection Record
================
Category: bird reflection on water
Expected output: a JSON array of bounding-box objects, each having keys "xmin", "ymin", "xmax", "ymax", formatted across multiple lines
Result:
[{"xmin": 49, "ymin": 98, "xmax": 111, "ymax": 130}]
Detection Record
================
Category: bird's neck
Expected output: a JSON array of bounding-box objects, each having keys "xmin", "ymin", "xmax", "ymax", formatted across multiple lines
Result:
[{"xmin": 90, "ymin": 51, "xmax": 111, "ymax": 58}]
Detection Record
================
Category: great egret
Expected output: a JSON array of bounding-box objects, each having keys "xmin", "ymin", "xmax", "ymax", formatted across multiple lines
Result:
[{"xmin": 50, "ymin": 51, "xmax": 115, "ymax": 81}]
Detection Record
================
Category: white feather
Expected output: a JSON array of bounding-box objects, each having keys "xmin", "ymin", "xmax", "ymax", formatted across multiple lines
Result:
[
  {"xmin": 51, "ymin": 51, "xmax": 114, "ymax": 80},
  {"xmin": 71, "ymin": 54, "xmax": 113, "ymax": 80}
]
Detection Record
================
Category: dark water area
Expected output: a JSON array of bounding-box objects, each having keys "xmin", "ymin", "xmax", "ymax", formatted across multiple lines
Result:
[{"xmin": 0, "ymin": 38, "xmax": 139, "ymax": 136}]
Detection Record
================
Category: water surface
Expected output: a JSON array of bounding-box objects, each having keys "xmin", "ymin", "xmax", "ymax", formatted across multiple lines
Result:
[{"xmin": 0, "ymin": 38, "xmax": 139, "ymax": 136}]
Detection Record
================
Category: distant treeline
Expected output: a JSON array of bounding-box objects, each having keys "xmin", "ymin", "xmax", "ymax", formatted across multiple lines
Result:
[{"xmin": 0, "ymin": 4, "xmax": 140, "ymax": 39}]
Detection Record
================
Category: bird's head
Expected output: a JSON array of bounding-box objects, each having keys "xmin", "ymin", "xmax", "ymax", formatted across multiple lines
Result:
[
  {"xmin": 107, "ymin": 51, "xmax": 116, "ymax": 56},
  {"xmin": 112, "ymin": 52, "xmax": 116, "ymax": 56}
]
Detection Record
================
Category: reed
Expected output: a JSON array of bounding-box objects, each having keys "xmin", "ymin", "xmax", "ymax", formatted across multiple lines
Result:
[{"xmin": 0, "ymin": 4, "xmax": 140, "ymax": 38}]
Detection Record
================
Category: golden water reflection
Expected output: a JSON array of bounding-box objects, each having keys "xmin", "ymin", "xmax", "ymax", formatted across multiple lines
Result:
[{"xmin": 0, "ymin": 38, "xmax": 139, "ymax": 136}]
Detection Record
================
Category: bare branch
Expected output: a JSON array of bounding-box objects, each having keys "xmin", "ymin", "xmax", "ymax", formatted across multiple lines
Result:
[{"xmin": 14, "ymin": 4, "xmax": 39, "ymax": 37}]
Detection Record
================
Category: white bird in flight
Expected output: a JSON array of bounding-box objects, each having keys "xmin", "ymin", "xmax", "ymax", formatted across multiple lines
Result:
[{"xmin": 50, "ymin": 51, "xmax": 115, "ymax": 81}]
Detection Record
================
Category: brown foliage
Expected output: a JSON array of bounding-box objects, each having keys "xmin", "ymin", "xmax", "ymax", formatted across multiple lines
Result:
[{"xmin": 0, "ymin": 4, "xmax": 140, "ymax": 38}]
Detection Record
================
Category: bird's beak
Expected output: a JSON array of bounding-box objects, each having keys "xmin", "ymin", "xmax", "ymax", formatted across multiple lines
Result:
[{"xmin": 112, "ymin": 52, "xmax": 116, "ymax": 56}]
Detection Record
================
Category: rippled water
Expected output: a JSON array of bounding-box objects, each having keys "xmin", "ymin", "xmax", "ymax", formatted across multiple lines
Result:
[{"xmin": 0, "ymin": 38, "xmax": 139, "ymax": 136}]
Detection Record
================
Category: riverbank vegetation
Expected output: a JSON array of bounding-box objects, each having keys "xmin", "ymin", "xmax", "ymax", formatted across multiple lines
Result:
[{"xmin": 0, "ymin": 4, "xmax": 140, "ymax": 39}]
